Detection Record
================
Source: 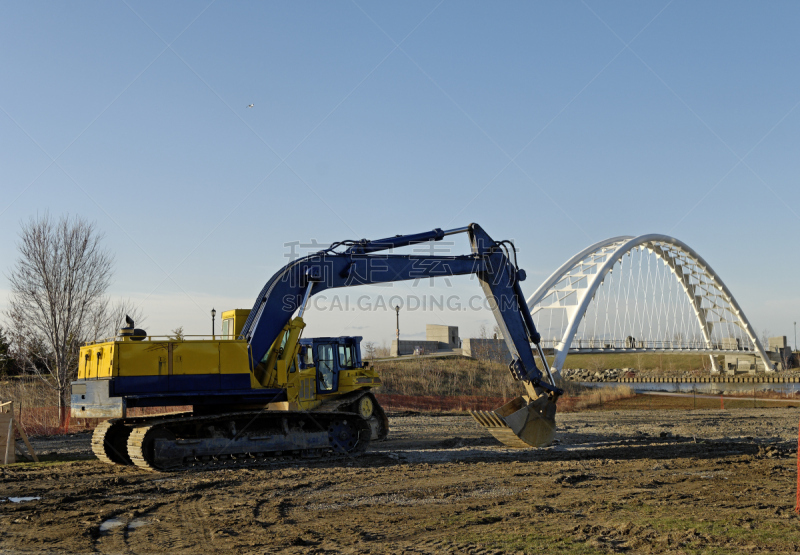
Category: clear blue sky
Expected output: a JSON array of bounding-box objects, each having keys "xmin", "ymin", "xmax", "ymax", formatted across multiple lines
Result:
[{"xmin": 1, "ymin": 1, "xmax": 798, "ymax": 347}]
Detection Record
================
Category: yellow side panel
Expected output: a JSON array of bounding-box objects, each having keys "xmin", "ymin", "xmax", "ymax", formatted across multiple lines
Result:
[
  {"xmin": 337, "ymin": 368, "xmax": 382, "ymax": 392},
  {"xmin": 172, "ymin": 341, "xmax": 219, "ymax": 375},
  {"xmin": 79, "ymin": 342, "xmax": 116, "ymax": 379},
  {"xmin": 78, "ymin": 346, "xmax": 92, "ymax": 379},
  {"xmin": 118, "ymin": 342, "xmax": 170, "ymax": 377},
  {"xmin": 96, "ymin": 344, "xmax": 115, "ymax": 378},
  {"xmin": 219, "ymin": 341, "xmax": 250, "ymax": 374},
  {"xmin": 78, "ymin": 346, "xmax": 89, "ymax": 379},
  {"xmin": 286, "ymin": 367, "xmax": 320, "ymax": 410}
]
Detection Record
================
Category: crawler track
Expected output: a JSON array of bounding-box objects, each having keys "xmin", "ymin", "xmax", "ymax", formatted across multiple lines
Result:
[
  {"xmin": 91, "ymin": 419, "xmax": 132, "ymax": 465},
  {"xmin": 123, "ymin": 410, "xmax": 371, "ymax": 471}
]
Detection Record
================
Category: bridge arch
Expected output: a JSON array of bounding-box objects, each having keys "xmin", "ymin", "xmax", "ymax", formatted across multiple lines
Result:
[{"xmin": 526, "ymin": 234, "xmax": 774, "ymax": 374}]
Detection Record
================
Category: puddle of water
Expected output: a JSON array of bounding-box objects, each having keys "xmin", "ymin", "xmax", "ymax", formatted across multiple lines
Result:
[
  {"xmin": 128, "ymin": 518, "xmax": 150, "ymax": 530},
  {"xmin": 99, "ymin": 516, "xmax": 151, "ymax": 533},
  {"xmin": 99, "ymin": 518, "xmax": 125, "ymax": 533},
  {"xmin": 7, "ymin": 497, "xmax": 41, "ymax": 503}
]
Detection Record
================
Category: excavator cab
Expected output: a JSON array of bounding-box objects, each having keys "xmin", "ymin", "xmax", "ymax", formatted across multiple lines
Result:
[{"xmin": 298, "ymin": 337, "xmax": 364, "ymax": 394}]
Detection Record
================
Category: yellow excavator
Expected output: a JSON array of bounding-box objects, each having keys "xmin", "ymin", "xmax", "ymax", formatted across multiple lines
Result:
[{"xmin": 72, "ymin": 224, "xmax": 560, "ymax": 470}]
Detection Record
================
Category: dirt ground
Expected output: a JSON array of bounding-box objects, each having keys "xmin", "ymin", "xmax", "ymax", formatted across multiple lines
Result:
[{"xmin": 2, "ymin": 407, "xmax": 800, "ymax": 554}]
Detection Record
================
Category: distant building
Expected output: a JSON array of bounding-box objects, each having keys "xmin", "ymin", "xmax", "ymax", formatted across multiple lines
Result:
[
  {"xmin": 390, "ymin": 325, "xmax": 461, "ymax": 357},
  {"xmin": 461, "ymin": 338, "xmax": 512, "ymax": 363},
  {"xmin": 389, "ymin": 324, "xmax": 519, "ymax": 363},
  {"xmin": 425, "ymin": 325, "xmax": 459, "ymax": 349},
  {"xmin": 725, "ymin": 336, "xmax": 798, "ymax": 373},
  {"xmin": 768, "ymin": 336, "xmax": 797, "ymax": 370}
]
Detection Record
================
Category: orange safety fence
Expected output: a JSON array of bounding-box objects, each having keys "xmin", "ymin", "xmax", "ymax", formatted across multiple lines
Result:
[
  {"xmin": 375, "ymin": 394, "xmax": 513, "ymax": 412},
  {"xmin": 796, "ymin": 414, "xmax": 800, "ymax": 514},
  {"xmin": 374, "ymin": 393, "xmax": 587, "ymax": 413},
  {"xmin": 12, "ymin": 392, "xmax": 611, "ymax": 437},
  {"xmin": 10, "ymin": 405, "xmax": 192, "ymax": 437}
]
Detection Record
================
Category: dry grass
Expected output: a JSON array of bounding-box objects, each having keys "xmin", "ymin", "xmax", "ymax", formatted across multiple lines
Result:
[
  {"xmin": 0, "ymin": 377, "xmax": 63, "ymax": 435},
  {"xmin": 561, "ymin": 353, "xmax": 714, "ymax": 373},
  {"xmin": 0, "ymin": 377, "xmax": 59, "ymax": 407},
  {"xmin": 593, "ymin": 392, "xmax": 800, "ymax": 411},
  {"xmin": 374, "ymin": 357, "xmax": 639, "ymax": 414},
  {"xmin": 374, "ymin": 356, "xmax": 518, "ymax": 399}
]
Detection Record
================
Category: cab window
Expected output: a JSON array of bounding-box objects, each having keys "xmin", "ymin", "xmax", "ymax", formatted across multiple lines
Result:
[
  {"xmin": 338, "ymin": 344, "xmax": 356, "ymax": 369},
  {"xmin": 299, "ymin": 346, "xmax": 314, "ymax": 369},
  {"xmin": 317, "ymin": 344, "xmax": 335, "ymax": 391},
  {"xmin": 221, "ymin": 318, "xmax": 234, "ymax": 339}
]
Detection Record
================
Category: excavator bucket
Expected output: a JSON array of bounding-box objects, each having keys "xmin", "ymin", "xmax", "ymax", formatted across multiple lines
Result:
[{"xmin": 470, "ymin": 394, "xmax": 557, "ymax": 448}]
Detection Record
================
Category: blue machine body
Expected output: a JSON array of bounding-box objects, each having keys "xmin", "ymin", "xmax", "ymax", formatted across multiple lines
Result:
[{"xmin": 241, "ymin": 223, "xmax": 551, "ymax": 391}]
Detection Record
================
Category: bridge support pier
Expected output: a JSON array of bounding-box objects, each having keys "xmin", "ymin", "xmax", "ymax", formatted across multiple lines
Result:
[{"xmin": 709, "ymin": 354, "xmax": 721, "ymax": 374}]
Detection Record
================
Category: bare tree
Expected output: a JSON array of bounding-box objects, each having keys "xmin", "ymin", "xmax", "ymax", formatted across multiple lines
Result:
[
  {"xmin": 759, "ymin": 328, "xmax": 772, "ymax": 351},
  {"xmin": 170, "ymin": 326, "xmax": 185, "ymax": 341},
  {"xmin": 373, "ymin": 341, "xmax": 390, "ymax": 358},
  {"xmin": 0, "ymin": 326, "xmax": 18, "ymax": 377},
  {"xmin": 492, "ymin": 324, "xmax": 502, "ymax": 340},
  {"xmin": 5, "ymin": 214, "xmax": 113, "ymax": 424}
]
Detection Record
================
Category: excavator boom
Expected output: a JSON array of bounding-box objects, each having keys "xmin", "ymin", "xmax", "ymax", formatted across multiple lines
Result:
[
  {"xmin": 242, "ymin": 225, "xmax": 556, "ymax": 390},
  {"xmin": 240, "ymin": 223, "xmax": 561, "ymax": 447}
]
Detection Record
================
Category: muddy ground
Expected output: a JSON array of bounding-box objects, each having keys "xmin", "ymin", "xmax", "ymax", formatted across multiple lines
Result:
[{"xmin": 2, "ymin": 407, "xmax": 800, "ymax": 554}]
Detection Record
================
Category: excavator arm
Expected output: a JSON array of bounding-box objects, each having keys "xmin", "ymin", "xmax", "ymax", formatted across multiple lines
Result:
[{"xmin": 241, "ymin": 223, "xmax": 561, "ymax": 446}]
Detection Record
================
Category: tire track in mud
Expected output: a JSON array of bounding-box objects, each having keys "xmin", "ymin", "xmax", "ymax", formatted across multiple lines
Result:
[
  {"xmin": 92, "ymin": 499, "xmax": 180, "ymax": 555},
  {"xmin": 252, "ymin": 495, "xmax": 280, "ymax": 530},
  {"xmin": 5, "ymin": 409, "xmax": 800, "ymax": 554},
  {"xmin": 394, "ymin": 538, "xmax": 506, "ymax": 554},
  {"xmin": 92, "ymin": 491, "xmax": 218, "ymax": 554},
  {"xmin": 159, "ymin": 492, "xmax": 217, "ymax": 552}
]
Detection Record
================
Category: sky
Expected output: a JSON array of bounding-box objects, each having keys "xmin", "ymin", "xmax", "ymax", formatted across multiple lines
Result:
[{"xmin": 1, "ymin": 1, "xmax": 799, "ymax": 348}]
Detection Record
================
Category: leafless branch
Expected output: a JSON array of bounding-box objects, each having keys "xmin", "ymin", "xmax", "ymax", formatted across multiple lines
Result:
[{"xmin": 4, "ymin": 214, "xmax": 114, "ymax": 411}]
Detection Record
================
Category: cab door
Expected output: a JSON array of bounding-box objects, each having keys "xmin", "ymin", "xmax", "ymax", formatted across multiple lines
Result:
[
  {"xmin": 292, "ymin": 345, "xmax": 317, "ymax": 406},
  {"xmin": 316, "ymin": 343, "xmax": 339, "ymax": 393}
]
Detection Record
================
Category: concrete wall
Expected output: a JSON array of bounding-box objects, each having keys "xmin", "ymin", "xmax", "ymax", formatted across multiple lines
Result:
[
  {"xmin": 765, "ymin": 337, "xmax": 796, "ymax": 370},
  {"xmin": 425, "ymin": 325, "xmax": 459, "ymax": 349},
  {"xmin": 389, "ymin": 324, "xmax": 461, "ymax": 356},
  {"xmin": 769, "ymin": 336, "xmax": 788, "ymax": 350},
  {"xmin": 390, "ymin": 340, "xmax": 441, "ymax": 357},
  {"xmin": 462, "ymin": 338, "xmax": 511, "ymax": 363},
  {"xmin": 724, "ymin": 354, "xmax": 767, "ymax": 374}
]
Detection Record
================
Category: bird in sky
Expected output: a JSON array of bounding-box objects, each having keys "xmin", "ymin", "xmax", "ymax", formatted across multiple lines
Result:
[{"xmin": 247, "ymin": 104, "xmax": 254, "ymax": 108}]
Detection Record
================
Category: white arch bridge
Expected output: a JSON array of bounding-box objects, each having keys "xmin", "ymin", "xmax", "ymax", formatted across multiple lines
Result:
[{"xmin": 526, "ymin": 234, "xmax": 774, "ymax": 374}]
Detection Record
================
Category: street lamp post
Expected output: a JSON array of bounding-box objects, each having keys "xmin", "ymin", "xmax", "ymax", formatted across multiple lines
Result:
[
  {"xmin": 211, "ymin": 308, "xmax": 216, "ymax": 339},
  {"xmin": 395, "ymin": 305, "xmax": 400, "ymax": 341}
]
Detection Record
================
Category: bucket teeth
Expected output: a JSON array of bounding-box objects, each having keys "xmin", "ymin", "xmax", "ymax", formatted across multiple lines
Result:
[
  {"xmin": 470, "ymin": 396, "xmax": 557, "ymax": 448},
  {"xmin": 469, "ymin": 410, "xmax": 503, "ymax": 428}
]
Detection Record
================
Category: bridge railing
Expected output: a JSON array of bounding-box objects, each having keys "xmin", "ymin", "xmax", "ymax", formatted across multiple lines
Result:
[{"xmin": 539, "ymin": 339, "xmax": 753, "ymax": 352}]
